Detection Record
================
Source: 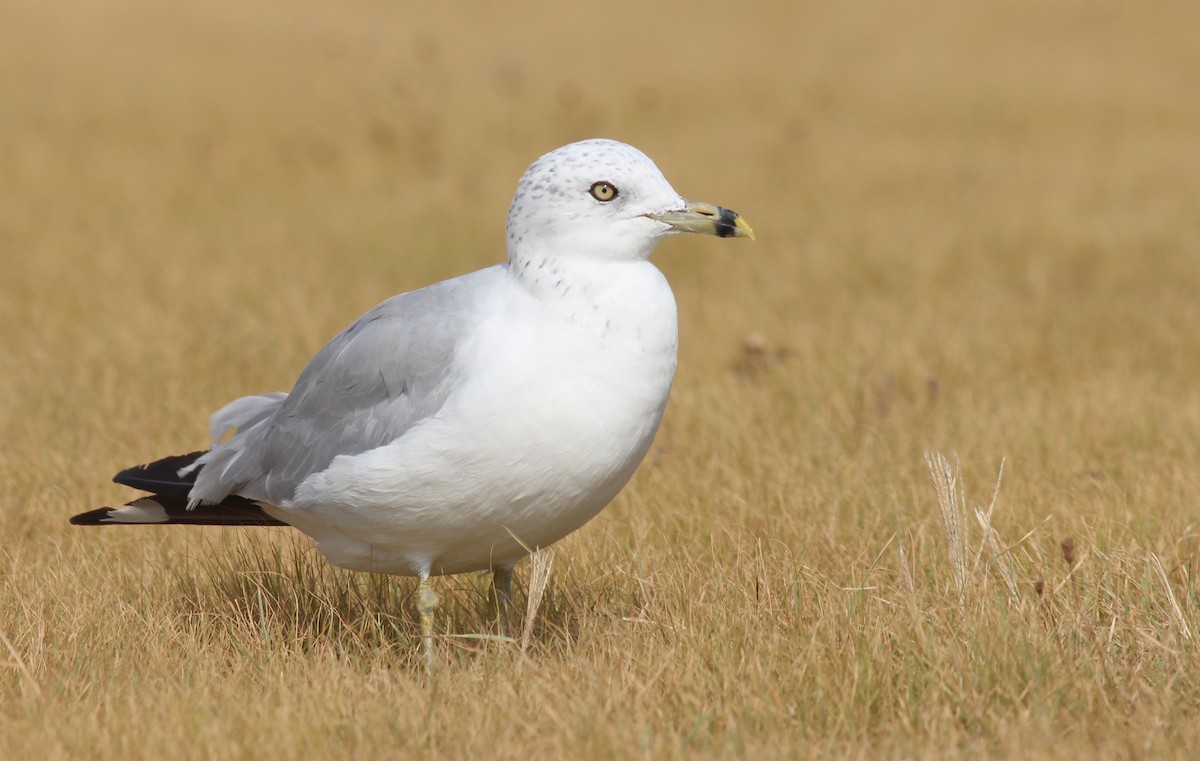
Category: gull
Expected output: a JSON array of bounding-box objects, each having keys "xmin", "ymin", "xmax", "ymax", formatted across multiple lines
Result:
[{"xmin": 71, "ymin": 139, "xmax": 754, "ymax": 667}]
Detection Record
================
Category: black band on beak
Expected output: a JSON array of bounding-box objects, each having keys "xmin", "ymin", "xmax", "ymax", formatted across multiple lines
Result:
[{"xmin": 714, "ymin": 207, "xmax": 742, "ymax": 238}]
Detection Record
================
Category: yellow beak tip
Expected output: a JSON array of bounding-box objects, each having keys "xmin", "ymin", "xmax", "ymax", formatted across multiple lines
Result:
[{"xmin": 735, "ymin": 217, "xmax": 756, "ymax": 241}]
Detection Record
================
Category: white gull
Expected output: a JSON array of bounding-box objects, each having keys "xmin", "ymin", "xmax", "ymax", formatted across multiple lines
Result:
[{"xmin": 72, "ymin": 138, "xmax": 754, "ymax": 666}]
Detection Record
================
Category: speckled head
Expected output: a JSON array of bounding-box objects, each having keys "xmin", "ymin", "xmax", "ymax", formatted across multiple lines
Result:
[{"xmin": 505, "ymin": 139, "xmax": 754, "ymax": 271}]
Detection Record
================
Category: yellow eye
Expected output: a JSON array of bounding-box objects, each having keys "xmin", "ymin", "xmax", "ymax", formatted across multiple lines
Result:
[{"xmin": 589, "ymin": 181, "xmax": 618, "ymax": 202}]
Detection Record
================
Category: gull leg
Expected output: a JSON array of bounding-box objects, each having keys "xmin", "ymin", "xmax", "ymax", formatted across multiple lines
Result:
[
  {"xmin": 491, "ymin": 564, "xmax": 515, "ymax": 638},
  {"xmin": 417, "ymin": 574, "xmax": 439, "ymax": 671}
]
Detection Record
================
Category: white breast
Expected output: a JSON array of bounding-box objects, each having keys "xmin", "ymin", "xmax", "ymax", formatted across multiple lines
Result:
[{"xmin": 280, "ymin": 259, "xmax": 679, "ymax": 576}]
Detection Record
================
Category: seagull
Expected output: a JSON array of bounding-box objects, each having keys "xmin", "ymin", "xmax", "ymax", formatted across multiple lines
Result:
[{"xmin": 71, "ymin": 139, "xmax": 754, "ymax": 666}]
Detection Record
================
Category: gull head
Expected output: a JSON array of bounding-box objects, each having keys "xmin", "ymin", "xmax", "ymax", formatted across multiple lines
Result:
[{"xmin": 506, "ymin": 139, "xmax": 753, "ymax": 265}]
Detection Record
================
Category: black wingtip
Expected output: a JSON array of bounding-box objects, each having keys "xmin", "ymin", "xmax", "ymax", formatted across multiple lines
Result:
[
  {"xmin": 81, "ymin": 452, "xmax": 291, "ymax": 528},
  {"xmin": 113, "ymin": 451, "xmax": 208, "ymax": 497},
  {"xmin": 70, "ymin": 495, "xmax": 290, "ymax": 527},
  {"xmin": 70, "ymin": 507, "xmax": 119, "ymax": 525}
]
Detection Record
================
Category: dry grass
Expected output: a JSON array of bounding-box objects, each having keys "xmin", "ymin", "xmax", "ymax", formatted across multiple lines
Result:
[{"xmin": 3, "ymin": 0, "xmax": 1200, "ymax": 758}]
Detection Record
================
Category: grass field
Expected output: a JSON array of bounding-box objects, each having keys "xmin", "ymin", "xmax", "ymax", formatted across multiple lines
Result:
[{"xmin": 3, "ymin": 0, "xmax": 1200, "ymax": 757}]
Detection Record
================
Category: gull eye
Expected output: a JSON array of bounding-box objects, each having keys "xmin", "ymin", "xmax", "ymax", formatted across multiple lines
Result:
[{"xmin": 589, "ymin": 181, "xmax": 618, "ymax": 202}]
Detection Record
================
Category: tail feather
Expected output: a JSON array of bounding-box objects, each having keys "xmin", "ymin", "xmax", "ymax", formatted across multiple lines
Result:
[{"xmin": 72, "ymin": 451, "xmax": 289, "ymax": 527}]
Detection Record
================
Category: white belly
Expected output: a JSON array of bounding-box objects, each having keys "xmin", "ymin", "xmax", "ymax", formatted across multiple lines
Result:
[{"xmin": 274, "ymin": 261, "xmax": 679, "ymax": 576}]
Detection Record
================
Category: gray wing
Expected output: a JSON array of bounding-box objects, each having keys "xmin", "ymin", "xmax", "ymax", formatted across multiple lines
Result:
[{"xmin": 188, "ymin": 265, "xmax": 504, "ymax": 506}]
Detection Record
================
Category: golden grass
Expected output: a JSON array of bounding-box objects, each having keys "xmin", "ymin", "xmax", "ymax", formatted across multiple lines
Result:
[{"xmin": 3, "ymin": 0, "xmax": 1200, "ymax": 757}]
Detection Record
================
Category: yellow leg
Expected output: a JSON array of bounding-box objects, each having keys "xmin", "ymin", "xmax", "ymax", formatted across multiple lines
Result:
[
  {"xmin": 417, "ymin": 575, "xmax": 439, "ymax": 671},
  {"xmin": 491, "ymin": 565, "xmax": 515, "ymax": 638}
]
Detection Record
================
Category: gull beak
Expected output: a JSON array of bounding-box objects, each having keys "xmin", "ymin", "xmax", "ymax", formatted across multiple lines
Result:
[{"xmin": 647, "ymin": 200, "xmax": 756, "ymax": 240}]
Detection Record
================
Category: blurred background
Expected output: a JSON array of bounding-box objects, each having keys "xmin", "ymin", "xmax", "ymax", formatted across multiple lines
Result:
[{"xmin": 4, "ymin": 0, "xmax": 1196, "ymax": 522}]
